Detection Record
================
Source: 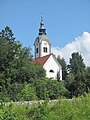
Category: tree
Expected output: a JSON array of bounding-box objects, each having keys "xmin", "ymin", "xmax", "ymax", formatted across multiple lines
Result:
[
  {"xmin": 0, "ymin": 26, "xmax": 15, "ymax": 42},
  {"xmin": 0, "ymin": 26, "xmax": 46, "ymax": 101},
  {"xmin": 57, "ymin": 56, "xmax": 67, "ymax": 80},
  {"xmin": 35, "ymin": 78, "xmax": 68, "ymax": 100},
  {"xmin": 84, "ymin": 67, "xmax": 90, "ymax": 90},
  {"xmin": 67, "ymin": 52, "xmax": 86, "ymax": 97},
  {"xmin": 0, "ymin": 37, "xmax": 22, "ymax": 89},
  {"xmin": 68, "ymin": 52, "xmax": 85, "ymax": 78}
]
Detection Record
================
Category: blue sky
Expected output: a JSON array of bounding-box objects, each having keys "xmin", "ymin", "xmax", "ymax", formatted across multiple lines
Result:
[{"xmin": 0, "ymin": 0, "xmax": 90, "ymax": 65}]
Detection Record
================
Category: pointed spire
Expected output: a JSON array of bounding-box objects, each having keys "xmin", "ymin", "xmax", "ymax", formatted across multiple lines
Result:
[
  {"xmin": 40, "ymin": 16, "xmax": 44, "ymax": 29},
  {"xmin": 39, "ymin": 16, "xmax": 46, "ymax": 35}
]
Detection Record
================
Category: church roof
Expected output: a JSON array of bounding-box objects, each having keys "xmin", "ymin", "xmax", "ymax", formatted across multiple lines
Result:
[
  {"xmin": 34, "ymin": 34, "xmax": 51, "ymax": 45},
  {"xmin": 33, "ymin": 53, "xmax": 62, "ymax": 68},
  {"xmin": 32, "ymin": 54, "xmax": 52, "ymax": 65}
]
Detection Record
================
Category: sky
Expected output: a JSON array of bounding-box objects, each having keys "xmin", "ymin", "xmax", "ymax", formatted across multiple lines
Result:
[{"xmin": 0, "ymin": 0, "xmax": 90, "ymax": 66}]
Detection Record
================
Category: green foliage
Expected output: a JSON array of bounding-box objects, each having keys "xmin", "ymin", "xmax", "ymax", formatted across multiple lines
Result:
[
  {"xmin": 0, "ymin": 26, "xmax": 15, "ymax": 42},
  {"xmin": 45, "ymin": 93, "xmax": 90, "ymax": 120},
  {"xmin": 8, "ymin": 83, "xmax": 23, "ymax": 101},
  {"xmin": 0, "ymin": 26, "xmax": 45, "ymax": 101},
  {"xmin": 0, "ymin": 26, "xmax": 90, "ymax": 102},
  {"xmin": 66, "ymin": 52, "xmax": 87, "ymax": 97},
  {"xmin": 34, "ymin": 78, "xmax": 68, "ymax": 100},
  {"xmin": 0, "ymin": 101, "xmax": 18, "ymax": 120},
  {"xmin": 30, "ymin": 101, "xmax": 49, "ymax": 120},
  {"xmin": 84, "ymin": 67, "xmax": 90, "ymax": 90},
  {"xmin": 68, "ymin": 52, "xmax": 85, "ymax": 77},
  {"xmin": 2, "ymin": 109, "xmax": 18, "ymax": 120},
  {"xmin": 0, "ymin": 93, "xmax": 90, "ymax": 120},
  {"xmin": 21, "ymin": 83, "xmax": 37, "ymax": 101}
]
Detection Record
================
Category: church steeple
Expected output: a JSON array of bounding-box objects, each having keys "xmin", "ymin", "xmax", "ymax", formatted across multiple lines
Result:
[
  {"xmin": 34, "ymin": 17, "xmax": 51, "ymax": 59},
  {"xmin": 39, "ymin": 16, "xmax": 46, "ymax": 35}
]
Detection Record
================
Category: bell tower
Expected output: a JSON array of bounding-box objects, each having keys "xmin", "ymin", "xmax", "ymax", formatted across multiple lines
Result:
[{"xmin": 34, "ymin": 17, "xmax": 51, "ymax": 59}]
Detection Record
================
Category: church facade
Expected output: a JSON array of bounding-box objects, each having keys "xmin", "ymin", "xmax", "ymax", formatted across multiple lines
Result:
[{"xmin": 33, "ymin": 17, "xmax": 62, "ymax": 80}]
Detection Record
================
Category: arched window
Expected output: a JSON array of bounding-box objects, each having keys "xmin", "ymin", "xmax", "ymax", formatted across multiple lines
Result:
[{"xmin": 49, "ymin": 70, "xmax": 54, "ymax": 73}]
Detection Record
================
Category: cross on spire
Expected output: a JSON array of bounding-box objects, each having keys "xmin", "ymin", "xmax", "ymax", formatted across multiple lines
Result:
[{"xmin": 39, "ymin": 16, "xmax": 46, "ymax": 35}]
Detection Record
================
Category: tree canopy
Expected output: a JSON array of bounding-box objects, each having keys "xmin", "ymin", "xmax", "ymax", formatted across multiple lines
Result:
[
  {"xmin": 66, "ymin": 52, "xmax": 87, "ymax": 97},
  {"xmin": 0, "ymin": 26, "xmax": 46, "ymax": 101},
  {"xmin": 0, "ymin": 26, "xmax": 90, "ymax": 101}
]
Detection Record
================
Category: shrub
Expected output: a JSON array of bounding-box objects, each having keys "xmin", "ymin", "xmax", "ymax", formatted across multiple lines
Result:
[
  {"xmin": 21, "ymin": 83, "xmax": 37, "ymax": 101},
  {"xmin": 0, "ymin": 101, "xmax": 18, "ymax": 120}
]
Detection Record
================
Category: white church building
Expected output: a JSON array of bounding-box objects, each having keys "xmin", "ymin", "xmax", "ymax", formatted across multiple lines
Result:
[{"xmin": 33, "ymin": 17, "xmax": 62, "ymax": 80}]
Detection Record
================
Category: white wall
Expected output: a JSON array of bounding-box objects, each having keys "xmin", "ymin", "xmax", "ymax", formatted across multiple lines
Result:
[
  {"xmin": 41, "ymin": 41, "xmax": 50, "ymax": 57},
  {"xmin": 43, "ymin": 55, "xmax": 62, "ymax": 80},
  {"xmin": 34, "ymin": 40, "xmax": 50, "ymax": 59}
]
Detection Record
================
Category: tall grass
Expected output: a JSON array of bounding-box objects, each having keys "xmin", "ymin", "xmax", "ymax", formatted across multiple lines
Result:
[
  {"xmin": 0, "ymin": 93, "xmax": 90, "ymax": 120},
  {"xmin": 45, "ymin": 93, "xmax": 90, "ymax": 120}
]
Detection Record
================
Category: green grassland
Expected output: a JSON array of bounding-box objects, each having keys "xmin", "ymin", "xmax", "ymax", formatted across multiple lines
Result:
[{"xmin": 0, "ymin": 93, "xmax": 90, "ymax": 120}]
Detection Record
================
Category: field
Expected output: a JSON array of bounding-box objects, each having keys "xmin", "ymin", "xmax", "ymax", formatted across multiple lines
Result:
[{"xmin": 0, "ymin": 93, "xmax": 90, "ymax": 120}]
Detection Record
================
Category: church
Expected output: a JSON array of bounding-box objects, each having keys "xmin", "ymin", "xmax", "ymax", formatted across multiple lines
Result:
[{"xmin": 33, "ymin": 17, "xmax": 62, "ymax": 80}]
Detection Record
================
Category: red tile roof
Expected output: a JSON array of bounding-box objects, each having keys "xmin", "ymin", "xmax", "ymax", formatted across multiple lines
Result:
[{"xmin": 32, "ymin": 54, "xmax": 52, "ymax": 65}]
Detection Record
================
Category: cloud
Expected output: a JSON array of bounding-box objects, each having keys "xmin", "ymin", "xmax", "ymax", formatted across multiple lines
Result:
[{"xmin": 51, "ymin": 32, "xmax": 90, "ymax": 66}]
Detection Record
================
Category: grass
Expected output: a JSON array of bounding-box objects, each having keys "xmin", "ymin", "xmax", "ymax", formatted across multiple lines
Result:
[
  {"xmin": 45, "ymin": 93, "xmax": 90, "ymax": 120},
  {"xmin": 0, "ymin": 93, "xmax": 90, "ymax": 120}
]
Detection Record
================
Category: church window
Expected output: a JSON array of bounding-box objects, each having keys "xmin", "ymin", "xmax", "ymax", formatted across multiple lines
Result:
[
  {"xmin": 43, "ymin": 47, "xmax": 47, "ymax": 52},
  {"xmin": 49, "ymin": 70, "xmax": 54, "ymax": 73},
  {"xmin": 36, "ymin": 48, "xmax": 38, "ymax": 53}
]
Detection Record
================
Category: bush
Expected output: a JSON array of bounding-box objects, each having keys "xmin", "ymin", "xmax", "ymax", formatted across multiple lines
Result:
[
  {"xmin": 35, "ymin": 78, "xmax": 69, "ymax": 100},
  {"xmin": 0, "ymin": 101, "xmax": 18, "ymax": 120},
  {"xmin": 21, "ymin": 83, "xmax": 37, "ymax": 101}
]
